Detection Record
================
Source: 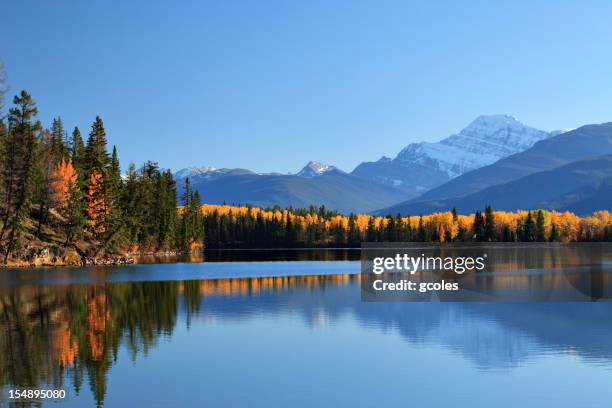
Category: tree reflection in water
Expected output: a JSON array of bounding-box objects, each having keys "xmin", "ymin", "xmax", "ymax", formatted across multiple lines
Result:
[
  {"xmin": 2, "ymin": 271, "xmax": 612, "ymax": 407},
  {"xmin": 0, "ymin": 275, "xmax": 352, "ymax": 406}
]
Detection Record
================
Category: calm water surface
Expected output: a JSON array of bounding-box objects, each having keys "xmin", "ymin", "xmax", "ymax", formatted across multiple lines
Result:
[{"xmin": 1, "ymin": 250, "xmax": 612, "ymax": 407}]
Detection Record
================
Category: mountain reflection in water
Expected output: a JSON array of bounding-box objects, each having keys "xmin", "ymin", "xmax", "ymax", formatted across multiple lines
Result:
[{"xmin": 1, "ymin": 270, "xmax": 612, "ymax": 406}]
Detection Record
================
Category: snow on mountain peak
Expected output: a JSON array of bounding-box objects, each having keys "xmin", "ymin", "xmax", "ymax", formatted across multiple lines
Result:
[
  {"xmin": 174, "ymin": 166, "xmax": 217, "ymax": 180},
  {"xmin": 297, "ymin": 161, "xmax": 339, "ymax": 177},
  {"xmin": 395, "ymin": 114, "xmax": 552, "ymax": 178}
]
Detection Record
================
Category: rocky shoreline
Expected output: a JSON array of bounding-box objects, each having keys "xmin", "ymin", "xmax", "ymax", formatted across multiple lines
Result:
[
  {"xmin": 0, "ymin": 246, "xmax": 133, "ymax": 267},
  {"xmin": 0, "ymin": 246, "xmax": 192, "ymax": 267}
]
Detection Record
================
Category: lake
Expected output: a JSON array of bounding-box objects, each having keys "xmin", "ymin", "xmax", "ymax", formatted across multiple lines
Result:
[{"xmin": 1, "ymin": 250, "xmax": 612, "ymax": 407}]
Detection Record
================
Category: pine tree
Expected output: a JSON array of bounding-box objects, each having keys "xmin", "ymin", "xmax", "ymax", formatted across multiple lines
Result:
[
  {"xmin": 70, "ymin": 127, "xmax": 85, "ymax": 177},
  {"xmin": 1, "ymin": 91, "xmax": 41, "ymax": 260},
  {"xmin": 156, "ymin": 170, "xmax": 179, "ymax": 249},
  {"xmin": 536, "ymin": 210, "xmax": 546, "ymax": 242},
  {"xmin": 418, "ymin": 216, "xmax": 427, "ymax": 242},
  {"xmin": 83, "ymin": 116, "xmax": 110, "ymax": 178},
  {"xmin": 524, "ymin": 211, "xmax": 536, "ymax": 242},
  {"xmin": 473, "ymin": 211, "xmax": 485, "ymax": 242},
  {"xmin": 347, "ymin": 214, "xmax": 360, "ymax": 246},
  {"xmin": 484, "ymin": 205, "xmax": 496, "ymax": 242},
  {"xmin": 35, "ymin": 129, "xmax": 60, "ymax": 236},
  {"xmin": 549, "ymin": 223, "xmax": 560, "ymax": 242},
  {"xmin": 104, "ymin": 146, "xmax": 123, "ymax": 247},
  {"xmin": 51, "ymin": 117, "xmax": 69, "ymax": 162},
  {"xmin": 366, "ymin": 217, "xmax": 377, "ymax": 242}
]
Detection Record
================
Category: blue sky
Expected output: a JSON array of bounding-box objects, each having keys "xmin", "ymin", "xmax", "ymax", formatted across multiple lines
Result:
[{"xmin": 2, "ymin": 0, "xmax": 612, "ymax": 173}]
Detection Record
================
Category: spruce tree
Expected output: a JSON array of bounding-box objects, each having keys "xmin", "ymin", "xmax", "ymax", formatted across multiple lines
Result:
[
  {"xmin": 473, "ymin": 211, "xmax": 485, "ymax": 242},
  {"xmin": 1, "ymin": 91, "xmax": 41, "ymax": 259},
  {"xmin": 51, "ymin": 117, "xmax": 69, "ymax": 162},
  {"xmin": 524, "ymin": 211, "xmax": 536, "ymax": 242},
  {"xmin": 484, "ymin": 205, "xmax": 496, "ymax": 242},
  {"xmin": 70, "ymin": 126, "xmax": 86, "ymax": 177},
  {"xmin": 366, "ymin": 217, "xmax": 377, "ymax": 242},
  {"xmin": 83, "ymin": 116, "xmax": 110, "ymax": 177},
  {"xmin": 63, "ymin": 177, "xmax": 86, "ymax": 246},
  {"xmin": 34, "ymin": 129, "xmax": 58, "ymax": 236},
  {"xmin": 347, "ymin": 214, "xmax": 360, "ymax": 245},
  {"xmin": 104, "ymin": 145, "xmax": 123, "ymax": 247},
  {"xmin": 549, "ymin": 223, "xmax": 560, "ymax": 242},
  {"xmin": 536, "ymin": 210, "xmax": 546, "ymax": 242}
]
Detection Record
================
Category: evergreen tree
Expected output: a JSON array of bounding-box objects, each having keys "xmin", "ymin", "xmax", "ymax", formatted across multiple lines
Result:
[
  {"xmin": 484, "ymin": 205, "xmax": 496, "ymax": 242},
  {"xmin": 536, "ymin": 210, "xmax": 546, "ymax": 242},
  {"xmin": 62, "ymin": 176, "xmax": 86, "ymax": 246},
  {"xmin": 347, "ymin": 214, "xmax": 360, "ymax": 246},
  {"xmin": 179, "ymin": 178, "xmax": 204, "ymax": 250},
  {"xmin": 0, "ymin": 91, "xmax": 41, "ymax": 260},
  {"xmin": 366, "ymin": 217, "xmax": 377, "ymax": 242},
  {"xmin": 549, "ymin": 223, "xmax": 560, "ymax": 242},
  {"xmin": 104, "ymin": 145, "xmax": 123, "ymax": 247},
  {"xmin": 386, "ymin": 215, "xmax": 396, "ymax": 242},
  {"xmin": 83, "ymin": 116, "xmax": 110, "ymax": 178},
  {"xmin": 70, "ymin": 127, "xmax": 86, "ymax": 177},
  {"xmin": 417, "ymin": 216, "xmax": 426, "ymax": 242},
  {"xmin": 34, "ymin": 129, "xmax": 59, "ymax": 236},
  {"xmin": 51, "ymin": 117, "xmax": 69, "ymax": 162},
  {"xmin": 473, "ymin": 211, "xmax": 485, "ymax": 242},
  {"xmin": 524, "ymin": 211, "xmax": 536, "ymax": 242}
]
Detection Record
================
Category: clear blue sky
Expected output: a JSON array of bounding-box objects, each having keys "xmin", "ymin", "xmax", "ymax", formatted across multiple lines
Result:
[{"xmin": 2, "ymin": 0, "xmax": 612, "ymax": 173}]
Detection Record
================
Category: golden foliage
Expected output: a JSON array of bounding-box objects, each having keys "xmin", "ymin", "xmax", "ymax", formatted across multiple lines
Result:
[
  {"xmin": 198, "ymin": 204, "xmax": 612, "ymax": 242},
  {"xmin": 85, "ymin": 169, "xmax": 108, "ymax": 236},
  {"xmin": 52, "ymin": 158, "xmax": 78, "ymax": 208}
]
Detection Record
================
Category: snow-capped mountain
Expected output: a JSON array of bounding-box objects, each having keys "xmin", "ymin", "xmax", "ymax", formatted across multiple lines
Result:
[
  {"xmin": 296, "ymin": 161, "xmax": 341, "ymax": 177},
  {"xmin": 395, "ymin": 115, "xmax": 551, "ymax": 178},
  {"xmin": 352, "ymin": 114, "xmax": 556, "ymax": 192},
  {"xmin": 174, "ymin": 166, "xmax": 218, "ymax": 180},
  {"xmin": 173, "ymin": 166, "xmax": 255, "ymax": 182}
]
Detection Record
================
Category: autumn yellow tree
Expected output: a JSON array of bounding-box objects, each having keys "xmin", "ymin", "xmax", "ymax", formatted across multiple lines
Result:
[
  {"xmin": 52, "ymin": 158, "xmax": 78, "ymax": 208},
  {"xmin": 85, "ymin": 169, "xmax": 108, "ymax": 238}
]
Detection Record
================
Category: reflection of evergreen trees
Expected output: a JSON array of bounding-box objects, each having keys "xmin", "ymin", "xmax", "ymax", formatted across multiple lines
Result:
[
  {"xmin": 0, "ymin": 281, "xmax": 179, "ymax": 407},
  {"xmin": 0, "ymin": 275, "xmax": 356, "ymax": 405}
]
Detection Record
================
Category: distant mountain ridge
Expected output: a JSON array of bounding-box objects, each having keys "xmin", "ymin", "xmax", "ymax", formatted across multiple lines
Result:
[
  {"xmin": 351, "ymin": 115, "xmax": 556, "ymax": 192},
  {"xmin": 174, "ymin": 162, "xmax": 415, "ymax": 214}
]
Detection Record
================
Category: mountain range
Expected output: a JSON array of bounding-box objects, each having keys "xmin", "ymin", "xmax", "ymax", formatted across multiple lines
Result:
[
  {"xmin": 377, "ymin": 154, "xmax": 612, "ymax": 215},
  {"xmin": 176, "ymin": 162, "xmax": 411, "ymax": 214},
  {"xmin": 379, "ymin": 123, "xmax": 612, "ymax": 215},
  {"xmin": 351, "ymin": 115, "xmax": 556, "ymax": 192},
  {"xmin": 175, "ymin": 116, "xmax": 612, "ymax": 215}
]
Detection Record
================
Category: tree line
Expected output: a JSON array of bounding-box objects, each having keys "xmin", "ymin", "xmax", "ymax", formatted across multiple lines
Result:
[
  {"xmin": 1, "ymin": 87, "xmax": 611, "ymax": 260},
  {"xmin": 199, "ymin": 204, "xmax": 612, "ymax": 248}
]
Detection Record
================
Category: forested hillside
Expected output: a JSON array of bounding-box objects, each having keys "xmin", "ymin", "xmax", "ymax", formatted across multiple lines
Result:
[{"xmin": 0, "ymin": 89, "xmax": 202, "ymax": 265}]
